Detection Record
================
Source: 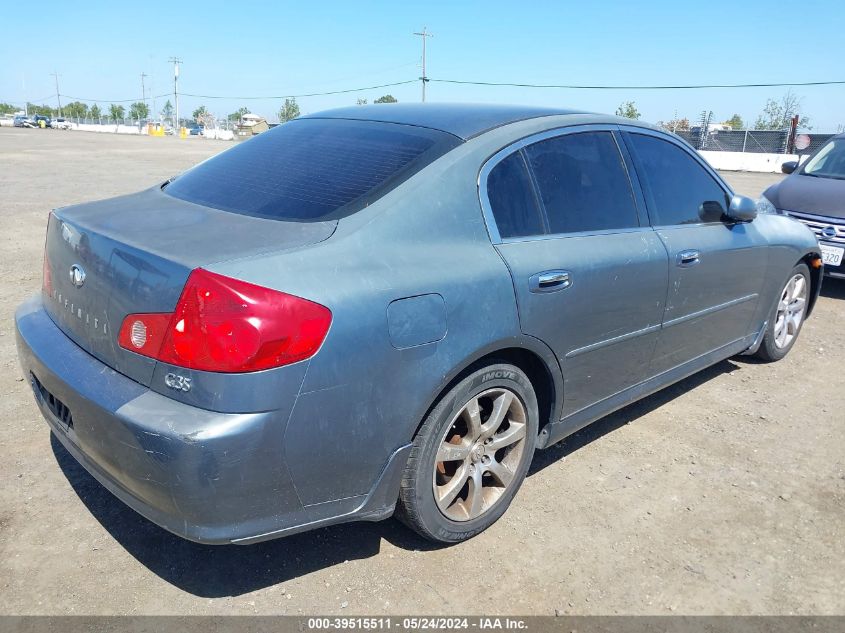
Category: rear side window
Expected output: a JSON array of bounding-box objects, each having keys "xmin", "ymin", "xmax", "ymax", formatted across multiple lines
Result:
[
  {"xmin": 486, "ymin": 152, "xmax": 545, "ymax": 238},
  {"xmin": 524, "ymin": 132, "xmax": 639, "ymax": 234},
  {"xmin": 164, "ymin": 118, "xmax": 460, "ymax": 221},
  {"xmin": 628, "ymin": 133, "xmax": 730, "ymax": 225}
]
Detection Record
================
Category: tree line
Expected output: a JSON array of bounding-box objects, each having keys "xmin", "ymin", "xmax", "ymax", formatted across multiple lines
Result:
[
  {"xmin": 615, "ymin": 90, "xmax": 813, "ymax": 132},
  {"xmin": 212, "ymin": 93, "xmax": 399, "ymax": 125},
  {"xmin": 0, "ymin": 100, "xmax": 151, "ymax": 121},
  {"xmin": 6, "ymin": 92, "xmax": 809, "ymax": 131}
]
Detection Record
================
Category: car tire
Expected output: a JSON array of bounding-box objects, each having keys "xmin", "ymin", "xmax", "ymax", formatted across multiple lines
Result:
[
  {"xmin": 396, "ymin": 362, "xmax": 538, "ymax": 544},
  {"xmin": 755, "ymin": 262, "xmax": 811, "ymax": 362}
]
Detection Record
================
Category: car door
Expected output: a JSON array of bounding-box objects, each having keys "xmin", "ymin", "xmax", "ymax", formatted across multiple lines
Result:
[
  {"xmin": 622, "ymin": 129, "xmax": 770, "ymax": 374},
  {"xmin": 481, "ymin": 126, "xmax": 669, "ymax": 417}
]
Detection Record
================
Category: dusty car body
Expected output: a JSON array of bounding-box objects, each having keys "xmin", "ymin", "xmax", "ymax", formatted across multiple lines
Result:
[{"xmin": 16, "ymin": 104, "xmax": 822, "ymax": 545}]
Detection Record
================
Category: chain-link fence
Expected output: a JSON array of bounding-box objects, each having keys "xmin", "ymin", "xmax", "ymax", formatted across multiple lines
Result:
[
  {"xmin": 794, "ymin": 133, "xmax": 834, "ymax": 153},
  {"xmin": 675, "ymin": 128, "xmax": 835, "ymax": 154}
]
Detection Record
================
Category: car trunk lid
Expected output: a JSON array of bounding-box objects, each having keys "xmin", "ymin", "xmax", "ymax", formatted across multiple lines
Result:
[{"xmin": 43, "ymin": 186, "xmax": 336, "ymax": 387}]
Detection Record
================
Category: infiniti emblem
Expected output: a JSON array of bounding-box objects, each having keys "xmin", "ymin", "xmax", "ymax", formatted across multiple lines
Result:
[
  {"xmin": 821, "ymin": 226, "xmax": 837, "ymax": 239},
  {"xmin": 69, "ymin": 264, "xmax": 86, "ymax": 288}
]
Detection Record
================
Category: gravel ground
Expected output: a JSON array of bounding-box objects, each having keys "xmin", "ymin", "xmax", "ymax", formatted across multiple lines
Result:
[{"xmin": 1, "ymin": 128, "xmax": 843, "ymax": 615}]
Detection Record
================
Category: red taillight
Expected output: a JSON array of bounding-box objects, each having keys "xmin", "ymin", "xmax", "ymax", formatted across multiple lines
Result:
[
  {"xmin": 118, "ymin": 269, "xmax": 332, "ymax": 373},
  {"xmin": 117, "ymin": 313, "xmax": 171, "ymax": 357}
]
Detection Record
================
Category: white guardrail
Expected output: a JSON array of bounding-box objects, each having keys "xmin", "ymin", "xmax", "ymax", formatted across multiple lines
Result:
[
  {"xmin": 73, "ymin": 123, "xmax": 235, "ymax": 141},
  {"xmin": 12, "ymin": 121, "xmax": 235, "ymax": 141},
  {"xmin": 698, "ymin": 150, "xmax": 802, "ymax": 174}
]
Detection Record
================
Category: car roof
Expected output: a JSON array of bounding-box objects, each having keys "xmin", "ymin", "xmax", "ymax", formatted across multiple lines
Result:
[{"xmin": 302, "ymin": 102, "xmax": 588, "ymax": 141}]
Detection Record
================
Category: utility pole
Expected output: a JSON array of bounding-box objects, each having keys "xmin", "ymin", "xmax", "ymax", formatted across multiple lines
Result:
[
  {"xmin": 413, "ymin": 27, "xmax": 433, "ymax": 102},
  {"xmin": 140, "ymin": 72, "xmax": 148, "ymax": 109},
  {"xmin": 168, "ymin": 57, "xmax": 182, "ymax": 130},
  {"xmin": 50, "ymin": 71, "xmax": 62, "ymax": 117}
]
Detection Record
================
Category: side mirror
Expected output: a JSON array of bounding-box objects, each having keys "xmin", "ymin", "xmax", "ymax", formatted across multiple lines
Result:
[
  {"xmin": 781, "ymin": 160, "xmax": 798, "ymax": 174},
  {"xmin": 727, "ymin": 195, "xmax": 757, "ymax": 223}
]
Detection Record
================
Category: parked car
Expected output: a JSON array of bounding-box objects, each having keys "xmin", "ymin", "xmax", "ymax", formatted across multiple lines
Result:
[
  {"xmin": 33, "ymin": 114, "xmax": 52, "ymax": 128},
  {"xmin": 15, "ymin": 104, "xmax": 822, "ymax": 546},
  {"xmin": 234, "ymin": 113, "xmax": 269, "ymax": 141},
  {"xmin": 13, "ymin": 114, "xmax": 35, "ymax": 128},
  {"xmin": 762, "ymin": 133, "xmax": 845, "ymax": 278},
  {"xmin": 51, "ymin": 117, "xmax": 73, "ymax": 130}
]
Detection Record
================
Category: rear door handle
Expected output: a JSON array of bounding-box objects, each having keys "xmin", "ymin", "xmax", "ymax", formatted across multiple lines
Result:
[
  {"xmin": 677, "ymin": 250, "xmax": 701, "ymax": 267},
  {"xmin": 529, "ymin": 270, "xmax": 572, "ymax": 293}
]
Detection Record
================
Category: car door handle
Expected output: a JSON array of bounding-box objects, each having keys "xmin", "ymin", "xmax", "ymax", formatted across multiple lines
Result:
[
  {"xmin": 529, "ymin": 270, "xmax": 572, "ymax": 293},
  {"xmin": 677, "ymin": 250, "xmax": 701, "ymax": 267}
]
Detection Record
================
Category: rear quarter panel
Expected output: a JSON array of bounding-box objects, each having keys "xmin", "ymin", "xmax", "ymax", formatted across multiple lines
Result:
[
  {"xmin": 209, "ymin": 115, "xmax": 644, "ymax": 505},
  {"xmin": 209, "ymin": 130, "xmax": 543, "ymax": 505}
]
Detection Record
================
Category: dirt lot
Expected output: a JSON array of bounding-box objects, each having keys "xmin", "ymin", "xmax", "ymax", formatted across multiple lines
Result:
[{"xmin": 0, "ymin": 128, "xmax": 843, "ymax": 615}]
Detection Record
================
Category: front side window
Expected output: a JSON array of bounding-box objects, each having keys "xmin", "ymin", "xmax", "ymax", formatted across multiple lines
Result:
[
  {"xmin": 803, "ymin": 138, "xmax": 845, "ymax": 180},
  {"xmin": 524, "ymin": 132, "xmax": 640, "ymax": 234},
  {"xmin": 628, "ymin": 133, "xmax": 730, "ymax": 225}
]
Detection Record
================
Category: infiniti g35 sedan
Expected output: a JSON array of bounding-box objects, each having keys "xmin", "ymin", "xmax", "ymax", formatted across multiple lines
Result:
[{"xmin": 15, "ymin": 104, "xmax": 822, "ymax": 545}]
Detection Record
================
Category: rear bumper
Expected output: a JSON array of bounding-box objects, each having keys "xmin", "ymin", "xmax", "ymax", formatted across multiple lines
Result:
[{"xmin": 15, "ymin": 295, "xmax": 408, "ymax": 544}]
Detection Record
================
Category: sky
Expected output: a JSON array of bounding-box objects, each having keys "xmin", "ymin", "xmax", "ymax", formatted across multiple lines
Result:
[{"xmin": 1, "ymin": 0, "xmax": 843, "ymax": 130}]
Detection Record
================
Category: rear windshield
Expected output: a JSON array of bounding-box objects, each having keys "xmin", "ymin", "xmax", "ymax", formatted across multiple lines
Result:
[{"xmin": 164, "ymin": 118, "xmax": 460, "ymax": 221}]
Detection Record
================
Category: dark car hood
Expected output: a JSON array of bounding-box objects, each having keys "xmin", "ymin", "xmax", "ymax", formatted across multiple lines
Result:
[{"xmin": 765, "ymin": 173, "xmax": 845, "ymax": 219}]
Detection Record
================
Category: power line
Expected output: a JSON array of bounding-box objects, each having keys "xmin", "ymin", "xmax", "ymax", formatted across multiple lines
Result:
[
  {"xmin": 297, "ymin": 60, "xmax": 418, "ymax": 87},
  {"xmin": 59, "ymin": 92, "xmax": 172, "ymax": 104},
  {"xmin": 54, "ymin": 80, "xmax": 417, "ymax": 104},
  {"xmin": 31, "ymin": 75, "xmax": 845, "ymax": 108},
  {"xmin": 428, "ymin": 78, "xmax": 845, "ymax": 90},
  {"xmin": 179, "ymin": 79, "xmax": 418, "ymax": 100},
  {"xmin": 26, "ymin": 93, "xmax": 57, "ymax": 104}
]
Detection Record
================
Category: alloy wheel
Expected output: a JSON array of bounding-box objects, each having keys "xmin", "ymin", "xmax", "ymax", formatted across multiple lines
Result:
[
  {"xmin": 432, "ymin": 388, "xmax": 528, "ymax": 522},
  {"xmin": 773, "ymin": 273, "xmax": 808, "ymax": 349}
]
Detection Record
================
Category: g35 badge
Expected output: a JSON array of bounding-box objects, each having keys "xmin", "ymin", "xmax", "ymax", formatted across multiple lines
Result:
[{"xmin": 164, "ymin": 373, "xmax": 192, "ymax": 392}]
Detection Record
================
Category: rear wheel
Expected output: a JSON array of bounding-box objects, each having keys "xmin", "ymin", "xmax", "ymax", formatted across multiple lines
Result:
[
  {"xmin": 755, "ymin": 263, "xmax": 810, "ymax": 362},
  {"xmin": 396, "ymin": 363, "xmax": 538, "ymax": 543}
]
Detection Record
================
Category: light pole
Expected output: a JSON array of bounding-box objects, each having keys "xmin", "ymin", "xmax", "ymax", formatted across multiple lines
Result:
[
  {"xmin": 168, "ymin": 57, "xmax": 182, "ymax": 130},
  {"xmin": 50, "ymin": 71, "xmax": 62, "ymax": 117},
  {"xmin": 413, "ymin": 27, "xmax": 433, "ymax": 102}
]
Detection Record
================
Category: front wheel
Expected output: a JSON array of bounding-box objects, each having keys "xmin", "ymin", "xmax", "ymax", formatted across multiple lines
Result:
[
  {"xmin": 755, "ymin": 263, "xmax": 810, "ymax": 362},
  {"xmin": 396, "ymin": 363, "xmax": 539, "ymax": 544}
]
